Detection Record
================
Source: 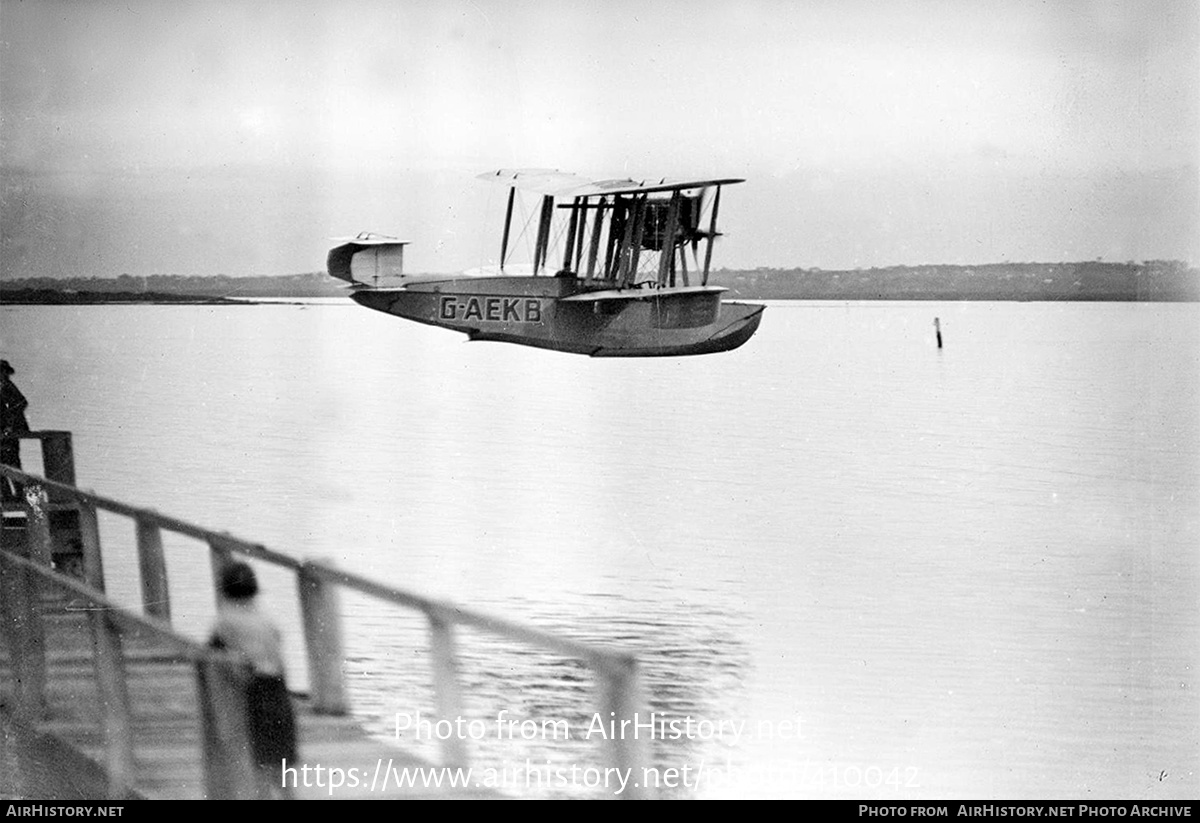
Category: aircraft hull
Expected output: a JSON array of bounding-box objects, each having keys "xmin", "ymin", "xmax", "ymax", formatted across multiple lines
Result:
[{"xmin": 349, "ymin": 277, "xmax": 764, "ymax": 357}]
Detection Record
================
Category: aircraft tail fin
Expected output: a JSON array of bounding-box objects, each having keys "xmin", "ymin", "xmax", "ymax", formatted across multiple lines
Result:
[{"xmin": 327, "ymin": 233, "xmax": 410, "ymax": 288}]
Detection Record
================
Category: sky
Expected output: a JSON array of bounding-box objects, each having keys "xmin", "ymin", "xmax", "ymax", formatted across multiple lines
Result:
[{"xmin": 1, "ymin": 0, "xmax": 1197, "ymax": 278}]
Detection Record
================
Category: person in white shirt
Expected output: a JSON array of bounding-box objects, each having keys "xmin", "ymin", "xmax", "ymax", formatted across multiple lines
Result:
[{"xmin": 210, "ymin": 560, "xmax": 298, "ymax": 799}]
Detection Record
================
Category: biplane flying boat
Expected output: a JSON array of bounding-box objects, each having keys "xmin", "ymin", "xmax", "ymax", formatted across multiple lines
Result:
[{"xmin": 326, "ymin": 169, "xmax": 764, "ymax": 357}]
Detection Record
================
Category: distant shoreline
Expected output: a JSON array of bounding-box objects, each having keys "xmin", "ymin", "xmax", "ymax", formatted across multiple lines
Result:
[
  {"xmin": 1, "ymin": 290, "xmax": 1195, "ymax": 305},
  {"xmin": 706, "ymin": 261, "xmax": 1198, "ymax": 302},
  {"xmin": 0, "ymin": 290, "xmax": 257, "ymax": 305},
  {"xmin": 2, "ymin": 260, "xmax": 1196, "ymax": 303},
  {"xmin": 0, "ymin": 290, "xmax": 316, "ymax": 306}
]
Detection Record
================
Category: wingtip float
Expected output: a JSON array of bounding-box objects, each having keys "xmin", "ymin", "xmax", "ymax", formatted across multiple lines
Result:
[{"xmin": 327, "ymin": 170, "xmax": 764, "ymax": 357}]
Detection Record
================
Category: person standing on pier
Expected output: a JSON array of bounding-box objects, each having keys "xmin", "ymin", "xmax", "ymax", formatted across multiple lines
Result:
[
  {"xmin": 209, "ymin": 560, "xmax": 299, "ymax": 799},
  {"xmin": 1, "ymin": 359, "xmax": 30, "ymax": 501}
]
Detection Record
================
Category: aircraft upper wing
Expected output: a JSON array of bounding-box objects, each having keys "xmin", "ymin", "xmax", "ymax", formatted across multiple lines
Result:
[
  {"xmin": 478, "ymin": 169, "xmax": 744, "ymax": 198},
  {"xmin": 477, "ymin": 169, "xmax": 596, "ymax": 196}
]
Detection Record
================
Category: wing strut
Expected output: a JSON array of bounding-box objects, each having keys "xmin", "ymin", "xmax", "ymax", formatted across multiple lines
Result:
[
  {"xmin": 657, "ymin": 191, "xmax": 682, "ymax": 287},
  {"xmin": 615, "ymin": 197, "xmax": 637, "ymax": 283},
  {"xmin": 624, "ymin": 195, "xmax": 648, "ymax": 287},
  {"xmin": 585, "ymin": 197, "xmax": 606, "ymax": 283},
  {"xmin": 604, "ymin": 199, "xmax": 627, "ymax": 279},
  {"xmin": 499, "ymin": 185, "xmax": 515, "ymax": 273},
  {"xmin": 533, "ymin": 194, "xmax": 554, "ymax": 276},
  {"xmin": 574, "ymin": 197, "xmax": 588, "ymax": 275},
  {"xmin": 561, "ymin": 196, "xmax": 581, "ymax": 273},
  {"xmin": 702, "ymin": 185, "xmax": 722, "ymax": 286}
]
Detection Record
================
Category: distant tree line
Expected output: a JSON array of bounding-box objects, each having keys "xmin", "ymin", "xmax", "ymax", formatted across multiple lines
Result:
[
  {"xmin": 706, "ymin": 260, "xmax": 1198, "ymax": 301},
  {"xmin": 1, "ymin": 261, "xmax": 1197, "ymax": 302},
  {"xmin": 0, "ymin": 272, "xmax": 344, "ymax": 299}
]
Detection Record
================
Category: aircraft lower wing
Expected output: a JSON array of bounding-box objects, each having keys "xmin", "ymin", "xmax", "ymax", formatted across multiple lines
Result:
[{"xmin": 559, "ymin": 285, "xmax": 728, "ymax": 302}]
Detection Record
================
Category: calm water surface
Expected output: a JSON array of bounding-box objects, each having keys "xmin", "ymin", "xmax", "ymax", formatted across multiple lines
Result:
[{"xmin": 2, "ymin": 299, "xmax": 1197, "ymax": 798}]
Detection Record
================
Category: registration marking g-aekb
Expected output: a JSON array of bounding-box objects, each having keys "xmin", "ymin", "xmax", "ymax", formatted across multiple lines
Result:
[{"xmin": 439, "ymin": 296, "xmax": 543, "ymax": 323}]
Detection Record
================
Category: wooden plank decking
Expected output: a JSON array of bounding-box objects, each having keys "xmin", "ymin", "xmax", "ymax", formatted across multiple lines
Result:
[{"xmin": 0, "ymin": 585, "xmax": 500, "ymax": 799}]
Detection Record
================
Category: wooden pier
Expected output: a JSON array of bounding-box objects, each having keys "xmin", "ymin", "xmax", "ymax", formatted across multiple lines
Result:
[{"xmin": 1, "ymin": 432, "xmax": 650, "ymax": 800}]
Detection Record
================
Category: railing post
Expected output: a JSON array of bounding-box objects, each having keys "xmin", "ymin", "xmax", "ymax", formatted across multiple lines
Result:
[
  {"xmin": 207, "ymin": 536, "xmax": 234, "ymax": 603},
  {"xmin": 0, "ymin": 541, "xmax": 47, "ymax": 721},
  {"xmin": 135, "ymin": 517, "xmax": 171, "ymax": 622},
  {"xmin": 24, "ymin": 483, "xmax": 54, "ymax": 567},
  {"xmin": 76, "ymin": 500, "xmax": 106, "ymax": 592},
  {"xmin": 427, "ymin": 606, "xmax": 468, "ymax": 769},
  {"xmin": 297, "ymin": 560, "xmax": 348, "ymax": 715},
  {"xmin": 90, "ymin": 609, "xmax": 134, "ymax": 799},
  {"xmin": 39, "ymin": 432, "xmax": 77, "ymax": 488},
  {"xmin": 195, "ymin": 654, "xmax": 260, "ymax": 799},
  {"xmin": 598, "ymin": 655, "xmax": 652, "ymax": 800}
]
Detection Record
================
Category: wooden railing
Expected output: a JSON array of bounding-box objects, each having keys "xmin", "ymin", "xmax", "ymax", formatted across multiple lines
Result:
[
  {"xmin": 0, "ymin": 437, "xmax": 650, "ymax": 799},
  {"xmin": 0, "ymin": 546, "xmax": 262, "ymax": 799}
]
